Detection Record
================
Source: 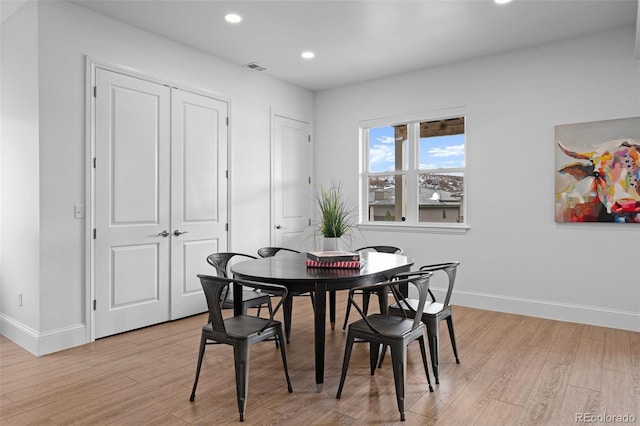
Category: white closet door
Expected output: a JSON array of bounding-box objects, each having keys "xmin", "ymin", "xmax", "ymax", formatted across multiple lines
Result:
[
  {"xmin": 94, "ymin": 69, "xmax": 171, "ymax": 338},
  {"xmin": 272, "ymin": 115, "xmax": 312, "ymax": 250},
  {"xmin": 170, "ymin": 89, "xmax": 228, "ymax": 319}
]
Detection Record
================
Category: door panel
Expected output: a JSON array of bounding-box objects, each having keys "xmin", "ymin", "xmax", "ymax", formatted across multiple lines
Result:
[
  {"xmin": 170, "ymin": 89, "xmax": 228, "ymax": 319},
  {"xmin": 273, "ymin": 115, "xmax": 311, "ymax": 249},
  {"xmin": 182, "ymin": 239, "xmax": 219, "ymax": 293},
  {"xmin": 111, "ymin": 244, "xmax": 160, "ymax": 306},
  {"xmin": 182, "ymin": 104, "xmax": 219, "ymax": 222},
  {"xmin": 95, "ymin": 68, "xmax": 171, "ymax": 339},
  {"xmin": 111, "ymin": 88, "xmax": 164, "ymax": 223}
]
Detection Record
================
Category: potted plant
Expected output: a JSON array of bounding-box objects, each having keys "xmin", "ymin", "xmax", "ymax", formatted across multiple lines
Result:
[{"xmin": 313, "ymin": 181, "xmax": 357, "ymax": 251}]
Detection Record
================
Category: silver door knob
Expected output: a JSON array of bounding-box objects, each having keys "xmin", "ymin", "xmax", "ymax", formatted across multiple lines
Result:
[
  {"xmin": 276, "ymin": 225, "xmax": 286, "ymax": 230},
  {"xmin": 173, "ymin": 230, "xmax": 189, "ymax": 236},
  {"xmin": 158, "ymin": 230, "xmax": 170, "ymax": 237}
]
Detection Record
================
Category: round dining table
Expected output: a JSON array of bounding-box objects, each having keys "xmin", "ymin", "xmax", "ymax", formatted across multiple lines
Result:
[{"xmin": 230, "ymin": 251, "xmax": 414, "ymax": 390}]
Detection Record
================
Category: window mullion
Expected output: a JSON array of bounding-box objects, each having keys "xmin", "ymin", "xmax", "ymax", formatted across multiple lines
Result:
[
  {"xmin": 404, "ymin": 123, "xmax": 418, "ymax": 224},
  {"xmin": 361, "ymin": 127, "xmax": 370, "ymax": 224}
]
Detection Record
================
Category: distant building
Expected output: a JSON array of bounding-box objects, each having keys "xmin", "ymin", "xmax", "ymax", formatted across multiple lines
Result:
[{"xmin": 368, "ymin": 188, "xmax": 463, "ymax": 223}]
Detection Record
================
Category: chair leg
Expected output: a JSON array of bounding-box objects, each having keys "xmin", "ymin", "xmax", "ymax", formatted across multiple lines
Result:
[
  {"xmin": 377, "ymin": 344, "xmax": 387, "ymax": 368},
  {"xmin": 389, "ymin": 343, "xmax": 407, "ymax": 421},
  {"xmin": 418, "ymin": 335, "xmax": 434, "ymax": 392},
  {"xmin": 267, "ymin": 297, "xmax": 273, "ymax": 317},
  {"xmin": 283, "ymin": 295, "xmax": 293, "ymax": 344},
  {"xmin": 426, "ymin": 319, "xmax": 441, "ymax": 384},
  {"xmin": 233, "ymin": 343, "xmax": 251, "ymax": 422},
  {"xmin": 265, "ymin": 297, "xmax": 274, "ymax": 320},
  {"xmin": 189, "ymin": 334, "xmax": 207, "ymax": 402},
  {"xmin": 309, "ymin": 292, "xmax": 316, "ymax": 311},
  {"xmin": 369, "ymin": 342, "xmax": 380, "ymax": 375},
  {"xmin": 262, "ymin": 298, "xmax": 279, "ymax": 348},
  {"xmin": 276, "ymin": 326, "xmax": 293, "ymax": 393},
  {"xmin": 336, "ymin": 333, "xmax": 355, "ymax": 399},
  {"xmin": 254, "ymin": 295, "xmax": 273, "ymax": 319},
  {"xmin": 362, "ymin": 291, "xmax": 371, "ymax": 315},
  {"xmin": 446, "ymin": 316, "xmax": 460, "ymax": 363},
  {"xmin": 330, "ymin": 290, "xmax": 336, "ymax": 330},
  {"xmin": 341, "ymin": 297, "xmax": 352, "ymax": 330}
]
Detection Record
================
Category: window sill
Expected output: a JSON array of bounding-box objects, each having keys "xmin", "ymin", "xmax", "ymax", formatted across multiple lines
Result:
[{"xmin": 357, "ymin": 222, "xmax": 470, "ymax": 235}]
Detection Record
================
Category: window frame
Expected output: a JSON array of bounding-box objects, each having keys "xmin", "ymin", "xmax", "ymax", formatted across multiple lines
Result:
[{"xmin": 359, "ymin": 110, "xmax": 469, "ymax": 234}]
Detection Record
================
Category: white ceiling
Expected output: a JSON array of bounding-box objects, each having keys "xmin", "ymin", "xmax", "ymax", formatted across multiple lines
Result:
[{"xmin": 69, "ymin": 0, "xmax": 639, "ymax": 91}]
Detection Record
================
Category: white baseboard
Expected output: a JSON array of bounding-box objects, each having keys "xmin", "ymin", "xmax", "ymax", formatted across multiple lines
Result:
[
  {"xmin": 430, "ymin": 288, "xmax": 640, "ymax": 332},
  {"xmin": 0, "ymin": 313, "xmax": 88, "ymax": 356},
  {"xmin": 0, "ymin": 313, "xmax": 39, "ymax": 354}
]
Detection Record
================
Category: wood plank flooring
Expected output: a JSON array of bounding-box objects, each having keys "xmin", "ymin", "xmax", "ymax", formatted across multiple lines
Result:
[{"xmin": 1, "ymin": 293, "xmax": 638, "ymax": 425}]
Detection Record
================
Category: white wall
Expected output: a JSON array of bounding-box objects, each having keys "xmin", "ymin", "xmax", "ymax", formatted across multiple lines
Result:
[
  {"xmin": 314, "ymin": 25, "xmax": 640, "ymax": 331},
  {"xmin": 1, "ymin": 0, "xmax": 313, "ymax": 354},
  {"xmin": 0, "ymin": 0, "xmax": 41, "ymax": 352}
]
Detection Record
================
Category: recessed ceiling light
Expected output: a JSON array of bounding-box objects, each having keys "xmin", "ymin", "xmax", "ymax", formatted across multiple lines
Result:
[
  {"xmin": 495, "ymin": 0, "xmax": 512, "ymax": 4},
  {"xmin": 225, "ymin": 13, "xmax": 242, "ymax": 24},
  {"xmin": 301, "ymin": 51, "xmax": 315, "ymax": 60}
]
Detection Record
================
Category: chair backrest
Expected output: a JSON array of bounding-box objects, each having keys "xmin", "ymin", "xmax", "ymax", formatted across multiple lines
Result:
[
  {"xmin": 388, "ymin": 270, "xmax": 434, "ymax": 325},
  {"xmin": 197, "ymin": 274, "xmax": 288, "ymax": 332},
  {"xmin": 197, "ymin": 274, "xmax": 231, "ymax": 330},
  {"xmin": 418, "ymin": 261, "xmax": 460, "ymax": 307},
  {"xmin": 349, "ymin": 271, "xmax": 432, "ymax": 334},
  {"xmin": 206, "ymin": 252, "xmax": 258, "ymax": 278},
  {"xmin": 257, "ymin": 247, "xmax": 300, "ymax": 258},
  {"xmin": 355, "ymin": 245, "xmax": 404, "ymax": 255}
]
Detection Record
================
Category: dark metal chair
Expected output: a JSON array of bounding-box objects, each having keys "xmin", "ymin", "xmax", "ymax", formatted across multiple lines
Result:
[
  {"xmin": 341, "ymin": 245, "xmax": 404, "ymax": 330},
  {"xmin": 336, "ymin": 272, "xmax": 434, "ymax": 422},
  {"xmin": 257, "ymin": 247, "xmax": 313, "ymax": 343},
  {"xmin": 206, "ymin": 252, "xmax": 272, "ymax": 316},
  {"xmin": 382, "ymin": 261, "xmax": 461, "ymax": 384},
  {"xmin": 189, "ymin": 275, "xmax": 292, "ymax": 422},
  {"xmin": 256, "ymin": 247, "xmax": 300, "ymax": 258}
]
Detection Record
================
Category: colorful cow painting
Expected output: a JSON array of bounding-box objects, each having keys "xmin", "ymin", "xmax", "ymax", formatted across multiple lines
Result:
[{"xmin": 556, "ymin": 138, "xmax": 640, "ymax": 223}]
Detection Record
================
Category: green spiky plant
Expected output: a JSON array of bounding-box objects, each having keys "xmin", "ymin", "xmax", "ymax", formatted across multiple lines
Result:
[{"xmin": 314, "ymin": 181, "xmax": 356, "ymax": 239}]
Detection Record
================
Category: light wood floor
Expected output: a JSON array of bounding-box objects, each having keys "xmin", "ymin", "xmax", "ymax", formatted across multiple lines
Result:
[{"xmin": 1, "ymin": 293, "xmax": 639, "ymax": 425}]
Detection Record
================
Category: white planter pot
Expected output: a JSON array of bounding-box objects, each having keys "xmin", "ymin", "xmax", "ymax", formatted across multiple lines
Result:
[{"xmin": 322, "ymin": 237, "xmax": 342, "ymax": 251}]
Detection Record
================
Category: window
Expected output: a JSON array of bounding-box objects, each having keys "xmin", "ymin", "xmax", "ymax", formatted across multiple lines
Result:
[{"xmin": 361, "ymin": 115, "xmax": 466, "ymax": 228}]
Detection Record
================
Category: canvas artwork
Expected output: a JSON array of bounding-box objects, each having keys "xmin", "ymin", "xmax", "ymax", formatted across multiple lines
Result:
[{"xmin": 555, "ymin": 116, "xmax": 640, "ymax": 223}]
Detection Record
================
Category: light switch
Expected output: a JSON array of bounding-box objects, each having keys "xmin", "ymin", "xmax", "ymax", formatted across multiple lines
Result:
[{"xmin": 74, "ymin": 204, "xmax": 85, "ymax": 219}]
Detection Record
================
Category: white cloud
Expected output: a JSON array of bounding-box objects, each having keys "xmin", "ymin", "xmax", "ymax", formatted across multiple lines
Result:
[
  {"xmin": 369, "ymin": 136, "xmax": 400, "ymax": 169},
  {"xmin": 420, "ymin": 162, "xmax": 439, "ymax": 169},
  {"xmin": 369, "ymin": 143, "xmax": 394, "ymax": 166},
  {"xmin": 377, "ymin": 135, "xmax": 395, "ymax": 144},
  {"xmin": 420, "ymin": 158, "xmax": 465, "ymax": 169},
  {"xmin": 427, "ymin": 144, "xmax": 464, "ymax": 157}
]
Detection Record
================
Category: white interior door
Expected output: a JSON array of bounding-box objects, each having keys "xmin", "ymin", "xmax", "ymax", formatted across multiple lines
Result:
[
  {"xmin": 94, "ymin": 69, "xmax": 171, "ymax": 338},
  {"xmin": 272, "ymin": 115, "xmax": 312, "ymax": 249},
  {"xmin": 170, "ymin": 89, "xmax": 228, "ymax": 319}
]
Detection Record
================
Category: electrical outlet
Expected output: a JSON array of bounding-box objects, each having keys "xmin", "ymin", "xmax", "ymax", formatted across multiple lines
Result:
[{"xmin": 18, "ymin": 292, "xmax": 22, "ymax": 307}]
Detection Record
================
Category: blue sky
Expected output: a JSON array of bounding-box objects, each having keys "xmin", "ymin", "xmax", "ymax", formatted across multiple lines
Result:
[{"xmin": 369, "ymin": 126, "xmax": 465, "ymax": 172}]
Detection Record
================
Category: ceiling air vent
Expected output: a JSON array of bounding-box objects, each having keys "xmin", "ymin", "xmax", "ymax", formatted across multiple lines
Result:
[{"xmin": 244, "ymin": 62, "xmax": 267, "ymax": 72}]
